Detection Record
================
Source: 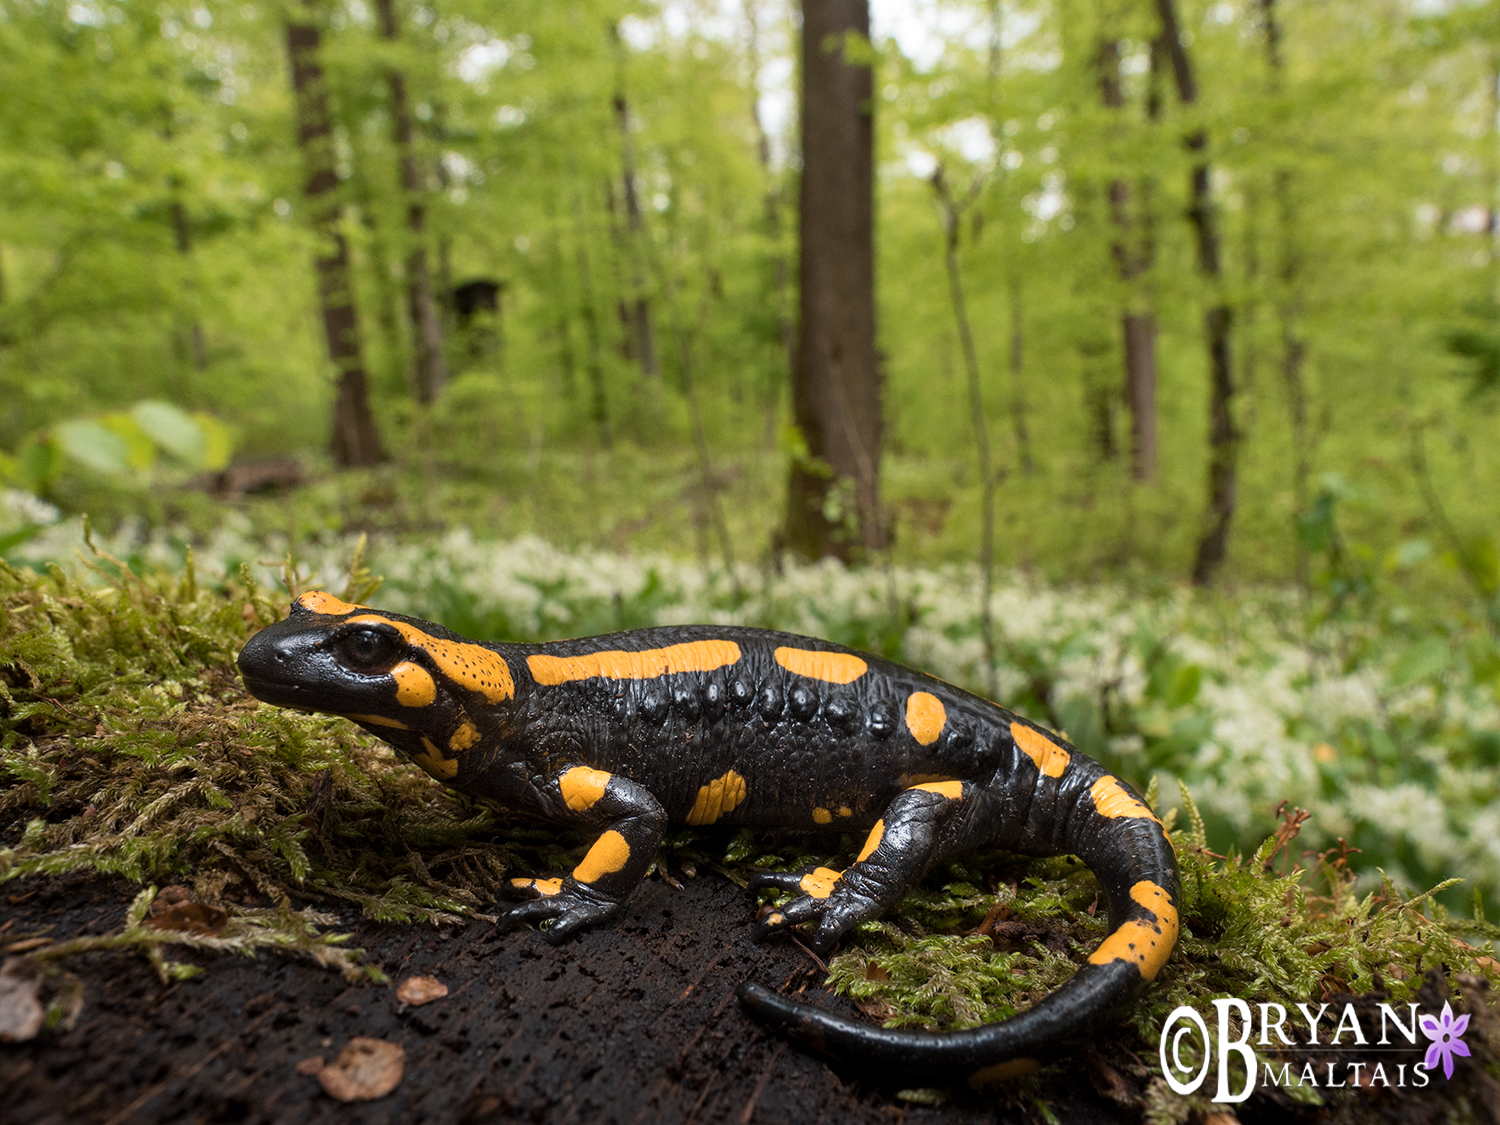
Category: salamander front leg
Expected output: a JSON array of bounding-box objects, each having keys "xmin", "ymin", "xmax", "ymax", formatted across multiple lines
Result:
[
  {"xmin": 750, "ymin": 780, "xmax": 974, "ymax": 954},
  {"xmin": 498, "ymin": 767, "xmax": 666, "ymax": 944}
]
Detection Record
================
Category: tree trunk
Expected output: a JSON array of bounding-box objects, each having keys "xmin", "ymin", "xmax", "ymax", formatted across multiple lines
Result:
[
  {"xmin": 1154, "ymin": 0, "xmax": 1237, "ymax": 585},
  {"xmin": 285, "ymin": 5, "xmax": 385, "ymax": 467},
  {"xmin": 611, "ymin": 29, "xmax": 659, "ymax": 381},
  {"xmin": 1259, "ymin": 0, "xmax": 1311, "ymax": 587},
  {"xmin": 783, "ymin": 0, "xmax": 882, "ymax": 561},
  {"xmin": 933, "ymin": 166, "xmax": 998, "ymax": 699},
  {"xmin": 375, "ymin": 0, "xmax": 447, "ymax": 404},
  {"xmin": 1009, "ymin": 279, "xmax": 1034, "ymax": 475},
  {"xmin": 572, "ymin": 194, "xmax": 612, "ymax": 447},
  {"xmin": 744, "ymin": 0, "xmax": 796, "ymax": 449},
  {"xmin": 1098, "ymin": 36, "xmax": 1159, "ymax": 482},
  {"xmin": 350, "ymin": 140, "xmax": 408, "ymax": 397}
]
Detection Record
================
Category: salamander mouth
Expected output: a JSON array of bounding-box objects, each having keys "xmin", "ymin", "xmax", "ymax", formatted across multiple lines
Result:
[{"xmin": 238, "ymin": 674, "xmax": 307, "ymax": 708}]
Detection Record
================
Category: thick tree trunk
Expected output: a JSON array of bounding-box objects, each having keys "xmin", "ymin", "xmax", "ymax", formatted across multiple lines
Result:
[
  {"xmin": 1154, "ymin": 0, "xmax": 1237, "ymax": 585},
  {"xmin": 285, "ymin": 7, "xmax": 384, "ymax": 467},
  {"xmin": 783, "ymin": 0, "xmax": 882, "ymax": 560},
  {"xmin": 375, "ymin": 0, "xmax": 448, "ymax": 404},
  {"xmin": 1098, "ymin": 37, "xmax": 1159, "ymax": 482}
]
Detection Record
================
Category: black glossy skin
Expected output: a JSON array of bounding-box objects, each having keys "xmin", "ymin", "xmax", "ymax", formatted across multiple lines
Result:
[{"xmin": 238, "ymin": 592, "xmax": 1180, "ymax": 1084}]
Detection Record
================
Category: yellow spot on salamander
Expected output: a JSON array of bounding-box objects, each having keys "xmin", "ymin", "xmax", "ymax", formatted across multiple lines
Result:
[
  {"xmin": 1011, "ymin": 721, "xmax": 1071, "ymax": 778},
  {"xmin": 904, "ymin": 692, "xmax": 947, "ymax": 746},
  {"xmin": 509, "ymin": 877, "xmax": 563, "ymax": 897},
  {"xmin": 773, "ymin": 647, "xmax": 868, "ymax": 684},
  {"xmin": 856, "ymin": 820, "xmax": 885, "ymax": 863},
  {"xmin": 1089, "ymin": 775, "xmax": 1161, "ymax": 825},
  {"xmin": 968, "ymin": 1058, "xmax": 1041, "ymax": 1085},
  {"xmin": 685, "ymin": 769, "xmax": 748, "ymax": 826},
  {"xmin": 347, "ymin": 614, "xmax": 516, "ymax": 703},
  {"xmin": 799, "ymin": 867, "xmax": 841, "ymax": 899},
  {"xmin": 295, "ymin": 591, "xmax": 366, "ymax": 616},
  {"xmin": 344, "ymin": 713, "xmax": 409, "ymax": 729},
  {"xmin": 560, "ymin": 767, "xmax": 612, "ymax": 812},
  {"xmin": 912, "ymin": 780, "xmax": 965, "ymax": 800},
  {"xmin": 392, "ymin": 662, "xmax": 437, "ymax": 707},
  {"xmin": 573, "ymin": 830, "xmax": 631, "ymax": 884},
  {"xmin": 527, "ymin": 640, "xmax": 742, "ymax": 686},
  {"xmin": 837, "ymin": 806, "xmax": 852, "ymax": 818},
  {"xmin": 449, "ymin": 721, "xmax": 481, "ymax": 752},
  {"xmin": 812, "ymin": 807, "xmax": 833, "ymax": 825},
  {"xmin": 411, "ymin": 736, "xmax": 458, "ymax": 781},
  {"xmin": 766, "ymin": 912, "xmax": 784, "ymax": 926},
  {"xmin": 1088, "ymin": 881, "xmax": 1178, "ymax": 981}
]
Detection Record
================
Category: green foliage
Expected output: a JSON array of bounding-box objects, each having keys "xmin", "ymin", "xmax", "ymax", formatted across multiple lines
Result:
[{"xmin": 2, "ymin": 399, "xmax": 234, "ymax": 495}]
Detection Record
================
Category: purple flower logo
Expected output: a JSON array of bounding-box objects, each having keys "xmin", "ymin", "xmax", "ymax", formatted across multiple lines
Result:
[{"xmin": 1419, "ymin": 1002, "xmax": 1471, "ymax": 1080}]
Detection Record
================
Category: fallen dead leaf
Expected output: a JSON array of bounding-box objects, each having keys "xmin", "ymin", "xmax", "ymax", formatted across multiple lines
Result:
[
  {"xmin": 295, "ymin": 1056, "xmax": 325, "ymax": 1076},
  {"xmin": 317, "ymin": 1037, "xmax": 405, "ymax": 1102},
  {"xmin": 0, "ymin": 958, "xmax": 45, "ymax": 1043},
  {"xmin": 396, "ymin": 975, "xmax": 449, "ymax": 1006},
  {"xmin": 144, "ymin": 902, "xmax": 229, "ymax": 936},
  {"xmin": 144, "ymin": 889, "xmax": 228, "ymax": 937}
]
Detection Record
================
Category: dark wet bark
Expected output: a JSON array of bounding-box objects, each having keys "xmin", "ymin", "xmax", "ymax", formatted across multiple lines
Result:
[{"xmin": 783, "ymin": 0, "xmax": 883, "ymax": 561}]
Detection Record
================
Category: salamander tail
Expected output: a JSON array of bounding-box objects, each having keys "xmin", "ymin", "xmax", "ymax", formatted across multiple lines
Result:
[{"xmin": 736, "ymin": 767, "xmax": 1179, "ymax": 1084}]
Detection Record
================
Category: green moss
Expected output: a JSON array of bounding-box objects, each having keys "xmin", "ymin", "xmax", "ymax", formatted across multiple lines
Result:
[{"xmin": 0, "ymin": 548, "xmax": 563, "ymax": 974}]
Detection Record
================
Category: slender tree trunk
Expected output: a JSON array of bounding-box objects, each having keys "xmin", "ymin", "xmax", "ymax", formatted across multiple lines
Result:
[
  {"xmin": 1259, "ymin": 0, "xmax": 1311, "ymax": 587},
  {"xmin": 168, "ymin": 198, "xmax": 209, "ymax": 375},
  {"xmin": 285, "ymin": 5, "xmax": 385, "ymax": 467},
  {"xmin": 611, "ymin": 28, "xmax": 659, "ymax": 380},
  {"xmin": 933, "ymin": 167, "xmax": 998, "ymax": 699},
  {"xmin": 375, "ymin": 0, "xmax": 447, "ymax": 404},
  {"xmin": 1098, "ymin": 36, "xmax": 1159, "ymax": 482},
  {"xmin": 784, "ymin": 0, "xmax": 882, "ymax": 560},
  {"xmin": 744, "ymin": 0, "xmax": 796, "ymax": 449},
  {"xmin": 572, "ymin": 194, "xmax": 612, "ymax": 447},
  {"xmin": 665, "ymin": 259, "xmax": 740, "ymax": 597},
  {"xmin": 1154, "ymin": 0, "xmax": 1237, "ymax": 585},
  {"xmin": 349, "ymin": 136, "xmax": 408, "ymax": 396},
  {"xmin": 1008, "ymin": 279, "xmax": 1034, "ymax": 475}
]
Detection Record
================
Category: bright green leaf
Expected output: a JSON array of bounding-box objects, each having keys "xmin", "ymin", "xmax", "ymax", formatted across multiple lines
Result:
[
  {"xmin": 133, "ymin": 400, "xmax": 207, "ymax": 465},
  {"xmin": 53, "ymin": 420, "xmax": 133, "ymax": 475}
]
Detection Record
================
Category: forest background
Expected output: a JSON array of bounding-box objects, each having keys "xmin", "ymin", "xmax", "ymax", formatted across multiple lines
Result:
[{"xmin": 3, "ymin": 0, "xmax": 1500, "ymax": 926}]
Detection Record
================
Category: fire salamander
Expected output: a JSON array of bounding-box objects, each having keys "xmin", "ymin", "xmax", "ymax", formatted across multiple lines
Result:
[{"xmin": 237, "ymin": 591, "xmax": 1179, "ymax": 1084}]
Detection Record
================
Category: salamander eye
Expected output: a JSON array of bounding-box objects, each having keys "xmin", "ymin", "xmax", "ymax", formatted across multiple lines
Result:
[{"xmin": 336, "ymin": 628, "xmax": 399, "ymax": 672}]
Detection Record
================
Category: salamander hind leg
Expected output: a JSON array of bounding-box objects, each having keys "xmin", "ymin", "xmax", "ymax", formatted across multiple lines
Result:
[
  {"xmin": 751, "ymin": 781, "xmax": 975, "ymax": 955},
  {"xmin": 497, "ymin": 767, "xmax": 666, "ymax": 944}
]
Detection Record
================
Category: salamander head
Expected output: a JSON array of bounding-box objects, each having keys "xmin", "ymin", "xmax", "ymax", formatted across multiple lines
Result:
[{"xmin": 237, "ymin": 591, "xmax": 517, "ymax": 781}]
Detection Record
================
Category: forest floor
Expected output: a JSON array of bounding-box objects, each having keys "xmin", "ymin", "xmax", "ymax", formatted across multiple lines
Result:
[{"xmin": 2, "ymin": 869, "xmax": 1487, "ymax": 1125}]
